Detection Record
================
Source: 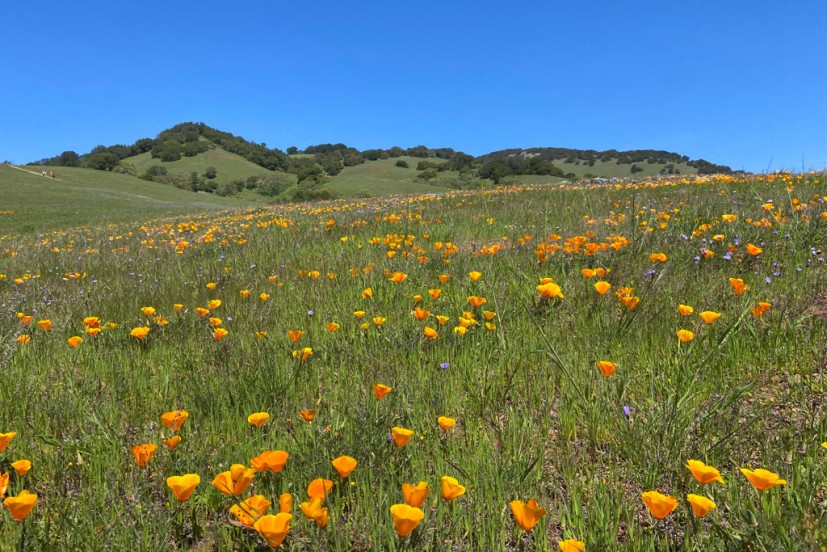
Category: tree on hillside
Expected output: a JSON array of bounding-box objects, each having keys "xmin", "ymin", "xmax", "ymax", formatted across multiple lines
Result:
[{"xmin": 203, "ymin": 166, "xmax": 217, "ymax": 180}]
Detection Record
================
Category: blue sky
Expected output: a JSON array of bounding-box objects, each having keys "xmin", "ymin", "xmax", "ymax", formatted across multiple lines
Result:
[{"xmin": 1, "ymin": 0, "xmax": 825, "ymax": 171}]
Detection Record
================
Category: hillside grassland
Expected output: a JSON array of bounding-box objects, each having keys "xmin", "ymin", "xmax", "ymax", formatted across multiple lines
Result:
[
  {"xmin": 128, "ymin": 147, "xmax": 274, "ymax": 184},
  {"xmin": 0, "ymin": 172, "xmax": 826, "ymax": 550}
]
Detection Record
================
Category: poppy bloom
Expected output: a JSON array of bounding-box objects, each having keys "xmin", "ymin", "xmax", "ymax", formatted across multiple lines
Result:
[
  {"xmin": 740, "ymin": 468, "xmax": 786, "ymax": 491},
  {"xmin": 537, "ymin": 281, "xmax": 564, "ymax": 299},
  {"xmin": 239, "ymin": 289, "xmax": 251, "ymax": 299},
  {"xmin": 468, "ymin": 271, "xmax": 482, "ymax": 282},
  {"xmin": 389, "ymin": 272, "xmax": 408, "ymax": 284},
  {"xmin": 287, "ymin": 330, "xmax": 303, "ymax": 342},
  {"xmin": 254, "ymin": 513, "xmax": 292, "ymax": 547},
  {"xmin": 37, "ymin": 320, "xmax": 52, "ymax": 331},
  {"xmin": 141, "ymin": 307, "xmax": 156, "ymax": 317},
  {"xmin": 19, "ymin": 315, "xmax": 33, "ymax": 326},
  {"xmin": 161, "ymin": 410, "xmax": 189, "ymax": 432},
  {"xmin": 131, "ymin": 444, "xmax": 156, "ymax": 468},
  {"xmin": 722, "ymin": 214, "xmax": 737, "ymax": 222},
  {"xmin": 413, "ymin": 307, "xmax": 430, "ymax": 321},
  {"xmin": 251, "ymin": 450, "xmax": 289, "ymax": 473},
  {"xmin": 429, "ymin": 288, "xmax": 442, "ymax": 300},
  {"xmin": 167, "ymin": 473, "xmax": 200, "ymax": 502},
  {"xmin": 373, "ymin": 384, "xmax": 392, "ymax": 399},
  {"xmin": 11, "ymin": 460, "xmax": 31, "ymax": 477},
  {"xmin": 67, "ymin": 336, "xmax": 84, "ymax": 348},
  {"xmin": 437, "ymin": 416, "xmax": 456, "ymax": 430},
  {"xmin": 372, "ymin": 316, "xmax": 386, "ymax": 327},
  {"xmin": 208, "ymin": 317, "xmax": 222, "ymax": 327},
  {"xmin": 687, "ymin": 494, "xmax": 716, "ymax": 518},
  {"xmin": 209, "ymin": 300, "xmax": 221, "ymax": 311},
  {"xmin": 510, "ymin": 499, "xmax": 546, "ymax": 531},
  {"xmin": 441, "ymin": 476, "xmax": 466, "ymax": 501},
  {"xmin": 299, "ymin": 498, "xmax": 329, "ymax": 528},
  {"xmin": 230, "ymin": 495, "xmax": 271, "ymax": 528},
  {"xmin": 729, "ymin": 278, "xmax": 748, "ymax": 296},
  {"xmin": 435, "ymin": 315, "xmax": 449, "ymax": 325},
  {"xmin": 677, "ymin": 304, "xmax": 694, "ymax": 316},
  {"xmin": 558, "ymin": 539, "xmax": 585, "ymax": 552},
  {"xmin": 256, "ymin": 331, "xmax": 268, "ymax": 339},
  {"xmin": 619, "ymin": 295, "xmax": 640, "ymax": 310},
  {"xmin": 213, "ymin": 328, "xmax": 229, "ymax": 340},
  {"xmin": 641, "ymin": 490, "xmax": 678, "ymax": 519},
  {"xmin": 3, "ymin": 490, "xmax": 37, "ymax": 521},
  {"xmin": 0, "ymin": 472, "xmax": 8, "ymax": 497},
  {"xmin": 331, "ymin": 456, "xmax": 358, "ymax": 478},
  {"xmin": 391, "ymin": 427, "xmax": 414, "ymax": 446},
  {"xmin": 353, "ymin": 310, "xmax": 366, "ymax": 319},
  {"xmin": 751, "ymin": 301, "xmax": 772, "ymax": 317},
  {"xmin": 676, "ymin": 329, "xmax": 695, "ymax": 343},
  {"xmin": 307, "ymin": 478, "xmax": 334, "ymax": 502},
  {"xmin": 402, "ymin": 481, "xmax": 430, "ymax": 507},
  {"xmin": 212, "ymin": 464, "xmax": 256, "ymax": 496},
  {"xmin": 596, "ymin": 360, "xmax": 617, "ymax": 377},
  {"xmin": 699, "ymin": 311, "xmax": 721, "ymax": 325},
  {"xmin": 0, "ymin": 432, "xmax": 17, "ymax": 452},
  {"xmin": 16, "ymin": 335, "xmax": 30, "ymax": 345},
  {"xmin": 299, "ymin": 409, "xmax": 317, "ymax": 422},
  {"xmin": 162, "ymin": 435, "xmax": 181, "ymax": 449},
  {"xmin": 131, "ymin": 326, "xmax": 150, "ymax": 340},
  {"xmin": 594, "ymin": 281, "xmax": 611, "ymax": 295},
  {"xmin": 746, "ymin": 243, "xmax": 763, "ymax": 256},
  {"xmin": 438, "ymin": 274, "xmax": 451, "ymax": 284},
  {"xmin": 292, "ymin": 347, "xmax": 313, "ymax": 361},
  {"xmin": 83, "ymin": 316, "xmax": 101, "ymax": 329},
  {"xmin": 649, "ymin": 253, "xmax": 667, "ymax": 263},
  {"xmin": 248, "ymin": 412, "xmax": 270, "ymax": 428},
  {"xmin": 173, "ymin": 304, "xmax": 184, "ymax": 311},
  {"xmin": 206, "ymin": 282, "xmax": 217, "ymax": 290},
  {"xmin": 259, "ymin": 293, "xmax": 270, "ymax": 302},
  {"xmin": 467, "ymin": 296, "xmax": 487, "ymax": 308},
  {"xmin": 361, "ymin": 287, "xmax": 373, "ymax": 299},
  {"xmin": 279, "ymin": 493, "xmax": 292, "ymax": 513},
  {"xmin": 390, "ymin": 504, "xmax": 425, "ymax": 537},
  {"xmin": 685, "ymin": 460, "xmax": 724, "ymax": 484}
]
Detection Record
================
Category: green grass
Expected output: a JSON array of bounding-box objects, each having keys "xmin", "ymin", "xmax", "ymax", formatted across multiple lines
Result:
[
  {"xmin": 127, "ymin": 147, "xmax": 273, "ymax": 184},
  {"xmin": 325, "ymin": 157, "xmax": 456, "ymax": 197},
  {"xmin": 549, "ymin": 158, "xmax": 697, "ymax": 178},
  {"xmin": 0, "ymin": 165, "xmax": 252, "ymax": 236},
  {"xmin": 0, "ymin": 172, "xmax": 826, "ymax": 550}
]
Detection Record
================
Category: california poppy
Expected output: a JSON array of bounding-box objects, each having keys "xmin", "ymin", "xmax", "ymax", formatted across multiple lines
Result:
[
  {"xmin": 195, "ymin": 307, "xmax": 210, "ymax": 317},
  {"xmin": 740, "ymin": 468, "xmax": 786, "ymax": 491},
  {"xmin": 685, "ymin": 460, "xmax": 724, "ymax": 484},
  {"xmin": 141, "ymin": 307, "xmax": 156, "ymax": 317},
  {"xmin": 299, "ymin": 409, "xmax": 317, "ymax": 422},
  {"xmin": 37, "ymin": 320, "xmax": 51, "ymax": 331},
  {"xmin": 11, "ymin": 460, "xmax": 31, "ymax": 477},
  {"xmin": 331, "ymin": 456, "xmax": 358, "ymax": 478},
  {"xmin": 429, "ymin": 288, "xmax": 442, "ymax": 299},
  {"xmin": 413, "ymin": 307, "xmax": 430, "ymax": 321},
  {"xmin": 401, "ymin": 481, "xmax": 430, "ymax": 507},
  {"xmin": 373, "ymin": 384, "xmax": 392, "ymax": 399},
  {"xmin": 510, "ymin": 499, "xmax": 546, "ymax": 531},
  {"xmin": 392, "ymin": 427, "xmax": 414, "ymax": 447},
  {"xmin": 390, "ymin": 504, "xmax": 425, "ymax": 537},
  {"xmin": 537, "ymin": 281, "xmax": 564, "ymax": 299},
  {"xmin": 3, "ymin": 490, "xmax": 37, "ymax": 521},
  {"xmin": 0, "ymin": 472, "xmax": 8, "ymax": 497},
  {"xmin": 292, "ymin": 347, "xmax": 313, "ymax": 361},
  {"xmin": 686, "ymin": 494, "xmax": 716, "ymax": 517},
  {"xmin": 437, "ymin": 416, "xmax": 456, "ymax": 430},
  {"xmin": 248, "ymin": 412, "xmax": 270, "ymax": 428},
  {"xmin": 596, "ymin": 360, "xmax": 617, "ymax": 377},
  {"xmin": 131, "ymin": 326, "xmax": 150, "ymax": 339},
  {"xmin": 441, "ymin": 476, "xmax": 466, "ymax": 501},
  {"xmin": 677, "ymin": 304, "xmax": 694, "ymax": 316},
  {"xmin": 161, "ymin": 410, "xmax": 189, "ymax": 432},
  {"xmin": 67, "ymin": 336, "xmax": 84, "ymax": 348},
  {"xmin": 676, "ymin": 329, "xmax": 695, "ymax": 343},
  {"xmin": 83, "ymin": 316, "xmax": 101, "ymax": 329},
  {"xmin": 287, "ymin": 330, "xmax": 303, "ymax": 342},
  {"xmin": 307, "ymin": 478, "xmax": 334, "ymax": 502},
  {"xmin": 729, "ymin": 278, "xmax": 748, "ymax": 296},
  {"xmin": 213, "ymin": 328, "xmax": 229, "ymax": 340},
  {"xmin": 746, "ymin": 243, "xmax": 763, "ymax": 256},
  {"xmin": 279, "ymin": 493, "xmax": 292, "ymax": 513},
  {"xmin": 649, "ymin": 252, "xmax": 667, "ymax": 263},
  {"xmin": 361, "ymin": 287, "xmax": 373, "ymax": 299},
  {"xmin": 254, "ymin": 513, "xmax": 292, "ymax": 547},
  {"xmin": 299, "ymin": 498, "xmax": 329, "ymax": 528},
  {"xmin": 558, "ymin": 539, "xmax": 586, "ymax": 552},
  {"xmin": 208, "ymin": 299, "xmax": 221, "ymax": 310},
  {"xmin": 131, "ymin": 444, "xmax": 156, "ymax": 468},
  {"xmin": 163, "ymin": 435, "xmax": 181, "ymax": 449},
  {"xmin": 699, "ymin": 311, "xmax": 721, "ymax": 325},
  {"xmin": 251, "ymin": 450, "xmax": 289, "ymax": 473},
  {"xmin": 468, "ymin": 271, "xmax": 482, "ymax": 282},
  {"xmin": 641, "ymin": 490, "xmax": 678, "ymax": 519},
  {"xmin": 16, "ymin": 335, "xmax": 30, "ymax": 345},
  {"xmin": 594, "ymin": 281, "xmax": 611, "ymax": 295},
  {"xmin": 167, "ymin": 473, "xmax": 200, "ymax": 502},
  {"xmin": 212, "ymin": 464, "xmax": 256, "ymax": 496},
  {"xmin": 389, "ymin": 272, "xmax": 407, "ymax": 284},
  {"xmin": 230, "ymin": 495, "xmax": 271, "ymax": 528},
  {"xmin": 372, "ymin": 316, "xmax": 386, "ymax": 327},
  {"xmin": 467, "ymin": 296, "xmax": 487, "ymax": 308},
  {"xmin": 0, "ymin": 432, "xmax": 17, "ymax": 452}
]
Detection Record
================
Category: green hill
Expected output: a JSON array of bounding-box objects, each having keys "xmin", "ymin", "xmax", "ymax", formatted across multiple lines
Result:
[
  {"xmin": 0, "ymin": 164, "xmax": 253, "ymax": 236},
  {"xmin": 127, "ymin": 145, "xmax": 273, "ymax": 184}
]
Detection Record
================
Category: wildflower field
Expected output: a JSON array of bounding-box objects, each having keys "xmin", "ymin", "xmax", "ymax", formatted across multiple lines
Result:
[{"xmin": 1, "ymin": 172, "xmax": 826, "ymax": 550}]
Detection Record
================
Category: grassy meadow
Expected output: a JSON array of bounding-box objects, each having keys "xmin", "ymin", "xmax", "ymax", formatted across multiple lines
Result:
[{"xmin": 1, "ymin": 171, "xmax": 826, "ymax": 550}]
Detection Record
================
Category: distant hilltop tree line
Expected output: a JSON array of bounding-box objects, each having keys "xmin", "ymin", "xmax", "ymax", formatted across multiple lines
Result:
[{"xmin": 29, "ymin": 122, "xmax": 733, "ymax": 186}]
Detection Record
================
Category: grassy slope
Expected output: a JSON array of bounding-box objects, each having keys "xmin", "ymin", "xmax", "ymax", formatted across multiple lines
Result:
[
  {"xmin": 550, "ymin": 158, "xmax": 698, "ymax": 178},
  {"xmin": 325, "ymin": 156, "xmax": 456, "ymax": 197},
  {"xmin": 127, "ymin": 147, "xmax": 272, "ymax": 184},
  {"xmin": 0, "ymin": 165, "xmax": 252, "ymax": 236}
]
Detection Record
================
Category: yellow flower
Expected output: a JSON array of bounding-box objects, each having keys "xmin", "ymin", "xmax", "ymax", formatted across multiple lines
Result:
[
  {"xmin": 390, "ymin": 503, "xmax": 425, "ymax": 537},
  {"xmin": 279, "ymin": 493, "xmax": 292, "ymax": 513},
  {"xmin": 206, "ymin": 282, "xmax": 217, "ymax": 290},
  {"xmin": 594, "ymin": 281, "xmax": 611, "ymax": 295},
  {"xmin": 130, "ymin": 326, "xmax": 150, "ymax": 340},
  {"xmin": 596, "ymin": 360, "xmax": 617, "ymax": 377},
  {"xmin": 67, "ymin": 336, "xmax": 84, "ymax": 348},
  {"xmin": 16, "ymin": 335, "xmax": 30, "ymax": 345},
  {"xmin": 195, "ymin": 307, "xmax": 210, "ymax": 317},
  {"xmin": 160, "ymin": 410, "xmax": 189, "ymax": 432},
  {"xmin": 0, "ymin": 432, "xmax": 17, "ymax": 452},
  {"xmin": 239, "ymin": 289, "xmax": 251, "ymax": 299},
  {"xmin": 0, "ymin": 472, "xmax": 8, "ymax": 497},
  {"xmin": 3, "ymin": 490, "xmax": 37, "ymax": 521},
  {"xmin": 429, "ymin": 288, "xmax": 442, "ymax": 299},
  {"xmin": 467, "ymin": 296, "xmax": 487, "ymax": 308},
  {"xmin": 292, "ymin": 347, "xmax": 313, "ymax": 361},
  {"xmin": 83, "ymin": 316, "xmax": 101, "ymax": 329},
  {"xmin": 558, "ymin": 539, "xmax": 586, "ymax": 552},
  {"xmin": 372, "ymin": 316, "xmax": 386, "ymax": 327},
  {"xmin": 401, "ymin": 481, "xmax": 430, "ymax": 507},
  {"xmin": 326, "ymin": 322, "xmax": 340, "ymax": 332},
  {"xmin": 10, "ymin": 460, "xmax": 31, "ymax": 477},
  {"xmin": 435, "ymin": 315, "xmax": 449, "ymax": 325},
  {"xmin": 373, "ymin": 384, "xmax": 392, "ymax": 399},
  {"xmin": 254, "ymin": 513, "xmax": 292, "ymax": 548},
  {"xmin": 248, "ymin": 412, "xmax": 270, "ymax": 428},
  {"xmin": 438, "ymin": 274, "xmax": 451, "ymax": 283},
  {"xmin": 468, "ymin": 271, "xmax": 482, "ymax": 282},
  {"xmin": 740, "ymin": 468, "xmax": 786, "ymax": 491},
  {"xmin": 510, "ymin": 499, "xmax": 546, "ymax": 531},
  {"xmin": 37, "ymin": 320, "xmax": 52, "ymax": 331},
  {"xmin": 353, "ymin": 310, "xmax": 366, "ymax": 319},
  {"xmin": 167, "ymin": 474, "xmax": 200, "ymax": 502},
  {"xmin": 212, "ymin": 464, "xmax": 256, "ymax": 496},
  {"xmin": 208, "ymin": 317, "xmax": 222, "ymax": 327},
  {"xmin": 677, "ymin": 304, "xmax": 694, "ymax": 316},
  {"xmin": 362, "ymin": 287, "xmax": 373, "ymax": 299},
  {"xmin": 537, "ymin": 280, "xmax": 564, "ymax": 299},
  {"xmin": 391, "ymin": 427, "xmax": 414, "ymax": 447},
  {"xmin": 687, "ymin": 494, "xmax": 716, "ymax": 517},
  {"xmin": 389, "ymin": 272, "xmax": 408, "ymax": 284},
  {"xmin": 256, "ymin": 331, "xmax": 268, "ymax": 339},
  {"xmin": 746, "ymin": 243, "xmax": 763, "ymax": 256},
  {"xmin": 299, "ymin": 497, "xmax": 329, "ymax": 528},
  {"xmin": 441, "ymin": 476, "xmax": 466, "ymax": 501},
  {"xmin": 331, "ymin": 456, "xmax": 358, "ymax": 478},
  {"xmin": 173, "ymin": 303, "xmax": 184, "ymax": 311},
  {"xmin": 649, "ymin": 252, "xmax": 667, "ymax": 263},
  {"xmin": 641, "ymin": 490, "xmax": 678, "ymax": 519},
  {"xmin": 686, "ymin": 459, "xmax": 724, "ymax": 484},
  {"xmin": 676, "ymin": 329, "xmax": 695, "ymax": 343},
  {"xmin": 141, "ymin": 306, "xmax": 156, "ymax": 317},
  {"xmin": 437, "ymin": 416, "xmax": 456, "ymax": 430},
  {"xmin": 131, "ymin": 445, "xmax": 156, "ymax": 468},
  {"xmin": 259, "ymin": 293, "xmax": 270, "ymax": 302},
  {"xmin": 699, "ymin": 311, "xmax": 721, "ymax": 325}
]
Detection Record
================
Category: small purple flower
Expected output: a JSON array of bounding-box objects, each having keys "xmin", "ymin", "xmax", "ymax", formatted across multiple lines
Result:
[
  {"xmin": 723, "ymin": 251, "xmax": 732, "ymax": 261},
  {"xmin": 440, "ymin": 362, "xmax": 450, "ymax": 370},
  {"xmin": 622, "ymin": 405, "xmax": 631, "ymax": 420},
  {"xmin": 643, "ymin": 269, "xmax": 656, "ymax": 277},
  {"xmin": 307, "ymin": 310, "xmax": 314, "ymax": 317},
  {"xmin": 764, "ymin": 277, "xmax": 772, "ymax": 284},
  {"xmin": 386, "ymin": 434, "xmax": 393, "ymax": 443}
]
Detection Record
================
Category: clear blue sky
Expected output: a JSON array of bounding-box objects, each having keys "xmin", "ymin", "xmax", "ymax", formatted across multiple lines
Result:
[{"xmin": 1, "ymin": 0, "xmax": 825, "ymax": 172}]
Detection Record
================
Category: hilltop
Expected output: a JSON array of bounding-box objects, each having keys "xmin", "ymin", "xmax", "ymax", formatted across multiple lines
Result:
[{"xmin": 28, "ymin": 122, "xmax": 734, "ymax": 201}]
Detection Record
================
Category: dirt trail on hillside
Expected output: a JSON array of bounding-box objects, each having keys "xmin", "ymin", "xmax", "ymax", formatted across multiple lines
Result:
[{"xmin": 7, "ymin": 164, "xmax": 64, "ymax": 181}]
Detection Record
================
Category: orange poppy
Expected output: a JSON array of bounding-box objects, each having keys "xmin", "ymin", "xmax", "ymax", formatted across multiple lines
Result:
[
  {"xmin": 401, "ymin": 481, "xmax": 430, "ymax": 507},
  {"xmin": 641, "ymin": 490, "xmax": 678, "ymax": 519},
  {"xmin": 167, "ymin": 474, "xmax": 200, "ymax": 502},
  {"xmin": 254, "ymin": 513, "xmax": 292, "ymax": 547},
  {"xmin": 160, "ymin": 410, "xmax": 189, "ymax": 432},
  {"xmin": 3, "ymin": 490, "xmax": 37, "ymax": 521},
  {"xmin": 373, "ymin": 384, "xmax": 392, "ymax": 399},
  {"xmin": 331, "ymin": 456, "xmax": 358, "ymax": 478},
  {"xmin": 251, "ymin": 450, "xmax": 289, "ymax": 473},
  {"xmin": 391, "ymin": 427, "xmax": 413, "ymax": 446},
  {"xmin": 248, "ymin": 412, "xmax": 270, "ymax": 428},
  {"xmin": 131, "ymin": 444, "xmax": 157, "ymax": 468},
  {"xmin": 390, "ymin": 504, "xmax": 425, "ymax": 537},
  {"xmin": 441, "ymin": 476, "xmax": 466, "ymax": 501},
  {"xmin": 510, "ymin": 499, "xmax": 546, "ymax": 531}
]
